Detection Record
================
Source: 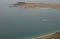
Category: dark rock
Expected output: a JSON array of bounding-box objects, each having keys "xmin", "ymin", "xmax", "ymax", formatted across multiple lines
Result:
[
  {"xmin": 9, "ymin": 2, "xmax": 26, "ymax": 7},
  {"xmin": 14, "ymin": 2, "xmax": 26, "ymax": 5}
]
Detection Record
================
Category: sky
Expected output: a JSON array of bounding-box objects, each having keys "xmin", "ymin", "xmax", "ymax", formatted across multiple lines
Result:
[{"xmin": 0, "ymin": 0, "xmax": 60, "ymax": 4}]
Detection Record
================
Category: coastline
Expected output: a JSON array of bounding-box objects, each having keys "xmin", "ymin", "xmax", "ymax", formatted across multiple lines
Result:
[
  {"xmin": 32, "ymin": 32, "xmax": 55, "ymax": 39},
  {"xmin": 11, "ymin": 2, "xmax": 60, "ymax": 9},
  {"xmin": 32, "ymin": 30, "xmax": 60, "ymax": 39}
]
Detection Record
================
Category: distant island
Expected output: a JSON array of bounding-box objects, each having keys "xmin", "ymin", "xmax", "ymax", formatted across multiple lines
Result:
[
  {"xmin": 10, "ymin": 2, "xmax": 60, "ymax": 9},
  {"xmin": 32, "ymin": 31, "xmax": 60, "ymax": 39}
]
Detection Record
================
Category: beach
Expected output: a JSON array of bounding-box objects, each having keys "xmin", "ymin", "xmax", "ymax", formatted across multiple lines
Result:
[
  {"xmin": 32, "ymin": 31, "xmax": 60, "ymax": 39},
  {"xmin": 32, "ymin": 33, "xmax": 55, "ymax": 39}
]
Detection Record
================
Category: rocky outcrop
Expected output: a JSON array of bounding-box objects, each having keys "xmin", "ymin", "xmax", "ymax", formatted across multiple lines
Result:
[{"xmin": 14, "ymin": 2, "xmax": 26, "ymax": 5}]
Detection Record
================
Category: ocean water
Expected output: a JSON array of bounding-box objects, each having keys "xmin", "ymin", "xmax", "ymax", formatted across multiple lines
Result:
[{"xmin": 0, "ymin": 3, "xmax": 60, "ymax": 39}]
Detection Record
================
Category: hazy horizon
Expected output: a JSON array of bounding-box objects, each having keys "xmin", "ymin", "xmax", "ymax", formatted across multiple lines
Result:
[{"xmin": 0, "ymin": 0, "xmax": 60, "ymax": 4}]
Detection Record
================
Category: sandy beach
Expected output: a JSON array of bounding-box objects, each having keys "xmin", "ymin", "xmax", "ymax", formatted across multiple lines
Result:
[
  {"xmin": 32, "ymin": 31, "xmax": 60, "ymax": 39},
  {"xmin": 32, "ymin": 32, "xmax": 55, "ymax": 39}
]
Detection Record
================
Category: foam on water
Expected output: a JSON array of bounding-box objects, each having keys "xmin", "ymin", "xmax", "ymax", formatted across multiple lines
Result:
[{"xmin": 41, "ymin": 19, "xmax": 48, "ymax": 22}]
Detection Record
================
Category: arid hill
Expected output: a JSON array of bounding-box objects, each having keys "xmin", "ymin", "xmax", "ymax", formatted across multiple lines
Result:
[{"xmin": 11, "ymin": 2, "xmax": 60, "ymax": 9}]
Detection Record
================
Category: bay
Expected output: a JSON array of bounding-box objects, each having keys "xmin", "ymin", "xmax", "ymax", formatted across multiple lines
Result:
[{"xmin": 0, "ymin": 2, "xmax": 60, "ymax": 39}]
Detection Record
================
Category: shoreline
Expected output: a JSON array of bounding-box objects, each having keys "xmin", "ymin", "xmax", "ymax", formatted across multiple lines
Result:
[
  {"xmin": 15, "ymin": 6, "xmax": 60, "ymax": 10},
  {"xmin": 32, "ymin": 32, "xmax": 55, "ymax": 39},
  {"xmin": 32, "ymin": 30, "xmax": 60, "ymax": 39}
]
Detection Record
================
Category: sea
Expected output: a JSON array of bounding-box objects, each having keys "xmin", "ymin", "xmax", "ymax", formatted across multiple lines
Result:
[{"xmin": 0, "ymin": 1, "xmax": 60, "ymax": 39}]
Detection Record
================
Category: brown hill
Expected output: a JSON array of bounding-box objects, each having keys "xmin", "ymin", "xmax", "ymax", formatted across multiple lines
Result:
[{"xmin": 12, "ymin": 2, "xmax": 60, "ymax": 9}]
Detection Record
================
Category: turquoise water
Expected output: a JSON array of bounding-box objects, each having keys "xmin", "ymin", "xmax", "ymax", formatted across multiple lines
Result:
[{"xmin": 0, "ymin": 3, "xmax": 60, "ymax": 39}]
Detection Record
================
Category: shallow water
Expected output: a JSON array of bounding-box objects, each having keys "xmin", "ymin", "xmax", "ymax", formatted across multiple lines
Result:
[{"xmin": 0, "ymin": 2, "xmax": 60, "ymax": 39}]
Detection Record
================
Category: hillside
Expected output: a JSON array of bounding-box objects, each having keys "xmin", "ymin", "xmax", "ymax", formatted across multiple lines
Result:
[{"xmin": 12, "ymin": 2, "xmax": 60, "ymax": 9}]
